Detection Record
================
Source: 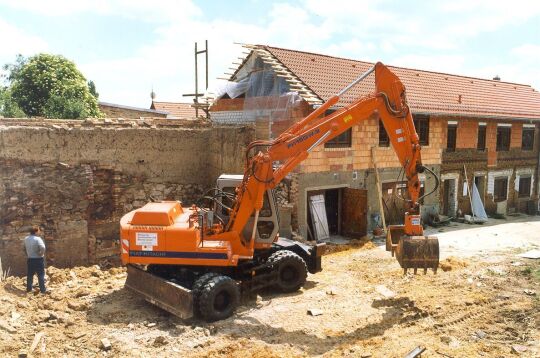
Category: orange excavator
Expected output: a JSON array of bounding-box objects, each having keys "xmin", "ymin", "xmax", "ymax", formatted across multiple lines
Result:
[{"xmin": 120, "ymin": 62, "xmax": 440, "ymax": 321}]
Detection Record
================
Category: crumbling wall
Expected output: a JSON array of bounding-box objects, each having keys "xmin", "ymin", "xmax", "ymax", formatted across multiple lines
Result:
[
  {"xmin": 0, "ymin": 119, "xmax": 254, "ymax": 275},
  {"xmin": 0, "ymin": 160, "xmax": 91, "ymax": 275}
]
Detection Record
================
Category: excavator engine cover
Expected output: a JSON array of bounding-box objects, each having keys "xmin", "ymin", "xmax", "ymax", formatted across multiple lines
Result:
[{"xmin": 395, "ymin": 236, "xmax": 439, "ymax": 274}]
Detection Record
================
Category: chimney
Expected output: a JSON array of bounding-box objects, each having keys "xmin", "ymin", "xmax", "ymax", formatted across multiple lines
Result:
[{"xmin": 493, "ymin": 75, "xmax": 500, "ymax": 81}]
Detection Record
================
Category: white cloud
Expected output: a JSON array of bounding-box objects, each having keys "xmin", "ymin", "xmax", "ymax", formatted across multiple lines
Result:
[
  {"xmin": 0, "ymin": 19, "xmax": 48, "ymax": 57},
  {"xmin": 2, "ymin": 0, "xmax": 539, "ymax": 105},
  {"xmin": 511, "ymin": 44, "xmax": 540, "ymax": 59},
  {"xmin": 0, "ymin": 19, "xmax": 48, "ymax": 83},
  {"xmin": 390, "ymin": 54, "xmax": 466, "ymax": 74},
  {"xmin": 474, "ymin": 44, "xmax": 540, "ymax": 89},
  {"xmin": 0, "ymin": 0, "xmax": 201, "ymax": 22},
  {"xmin": 437, "ymin": 0, "xmax": 540, "ymax": 38}
]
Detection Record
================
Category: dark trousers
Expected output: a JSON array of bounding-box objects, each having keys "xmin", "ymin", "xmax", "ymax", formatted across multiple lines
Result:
[{"xmin": 27, "ymin": 257, "xmax": 46, "ymax": 293}]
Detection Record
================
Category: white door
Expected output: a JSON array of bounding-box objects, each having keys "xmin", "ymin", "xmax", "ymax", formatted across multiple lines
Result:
[{"xmin": 309, "ymin": 194, "xmax": 330, "ymax": 241}]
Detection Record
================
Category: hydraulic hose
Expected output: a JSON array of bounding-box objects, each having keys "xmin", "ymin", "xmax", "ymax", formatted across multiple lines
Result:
[{"xmin": 417, "ymin": 165, "xmax": 440, "ymax": 202}]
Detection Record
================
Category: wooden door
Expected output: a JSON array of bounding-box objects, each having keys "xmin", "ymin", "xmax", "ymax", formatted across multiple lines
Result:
[
  {"xmin": 341, "ymin": 188, "xmax": 367, "ymax": 238},
  {"xmin": 382, "ymin": 182, "xmax": 407, "ymax": 225},
  {"xmin": 309, "ymin": 194, "xmax": 330, "ymax": 241}
]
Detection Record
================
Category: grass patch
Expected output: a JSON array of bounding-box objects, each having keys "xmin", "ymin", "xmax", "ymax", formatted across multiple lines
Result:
[{"xmin": 533, "ymin": 268, "xmax": 540, "ymax": 281}]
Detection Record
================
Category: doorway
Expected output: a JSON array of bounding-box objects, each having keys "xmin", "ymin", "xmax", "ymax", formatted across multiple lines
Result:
[
  {"xmin": 307, "ymin": 187, "xmax": 367, "ymax": 240},
  {"xmin": 442, "ymin": 178, "xmax": 457, "ymax": 216},
  {"xmin": 324, "ymin": 189, "xmax": 340, "ymax": 235},
  {"xmin": 474, "ymin": 176, "xmax": 486, "ymax": 203}
]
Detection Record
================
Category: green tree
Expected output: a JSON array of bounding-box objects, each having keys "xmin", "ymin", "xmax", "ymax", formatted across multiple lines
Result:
[
  {"xmin": 88, "ymin": 80, "xmax": 99, "ymax": 99},
  {"xmin": 6, "ymin": 54, "xmax": 102, "ymax": 119},
  {"xmin": 43, "ymin": 92, "xmax": 89, "ymax": 119},
  {"xmin": 0, "ymin": 87, "xmax": 26, "ymax": 118}
]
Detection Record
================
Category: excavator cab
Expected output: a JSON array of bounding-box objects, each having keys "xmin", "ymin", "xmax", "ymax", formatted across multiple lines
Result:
[{"xmin": 214, "ymin": 174, "xmax": 280, "ymax": 245}]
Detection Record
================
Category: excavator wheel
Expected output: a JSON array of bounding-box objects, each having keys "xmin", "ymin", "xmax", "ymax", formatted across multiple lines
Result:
[
  {"xmin": 268, "ymin": 250, "xmax": 308, "ymax": 293},
  {"xmin": 198, "ymin": 275, "xmax": 240, "ymax": 322},
  {"xmin": 192, "ymin": 272, "xmax": 221, "ymax": 317}
]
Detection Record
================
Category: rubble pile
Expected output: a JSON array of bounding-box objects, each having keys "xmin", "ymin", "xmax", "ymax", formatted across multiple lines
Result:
[{"xmin": 0, "ymin": 265, "xmax": 126, "ymax": 356}]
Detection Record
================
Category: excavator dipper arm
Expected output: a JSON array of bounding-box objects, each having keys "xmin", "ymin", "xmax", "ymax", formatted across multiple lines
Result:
[{"xmin": 225, "ymin": 62, "xmax": 439, "ymax": 272}]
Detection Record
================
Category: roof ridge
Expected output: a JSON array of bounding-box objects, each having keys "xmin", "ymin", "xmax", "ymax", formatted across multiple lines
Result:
[
  {"xmin": 152, "ymin": 101, "xmax": 193, "ymax": 104},
  {"xmin": 259, "ymin": 44, "xmax": 534, "ymax": 89}
]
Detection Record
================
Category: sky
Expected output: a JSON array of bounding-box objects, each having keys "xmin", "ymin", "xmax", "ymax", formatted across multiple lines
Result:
[{"xmin": 0, "ymin": 0, "xmax": 539, "ymax": 108}]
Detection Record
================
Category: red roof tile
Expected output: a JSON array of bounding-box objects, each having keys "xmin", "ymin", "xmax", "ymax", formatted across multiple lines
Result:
[
  {"xmin": 150, "ymin": 101, "xmax": 198, "ymax": 119},
  {"xmin": 256, "ymin": 45, "xmax": 540, "ymax": 120}
]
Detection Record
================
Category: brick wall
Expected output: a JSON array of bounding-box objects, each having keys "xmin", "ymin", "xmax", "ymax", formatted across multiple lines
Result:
[
  {"xmin": 300, "ymin": 116, "xmax": 443, "ymax": 173},
  {"xmin": 456, "ymin": 118, "xmax": 477, "ymax": 149},
  {"xmin": 440, "ymin": 117, "xmax": 539, "ymax": 215}
]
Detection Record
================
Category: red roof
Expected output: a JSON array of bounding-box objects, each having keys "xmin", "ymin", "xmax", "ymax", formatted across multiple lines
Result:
[
  {"xmin": 150, "ymin": 101, "xmax": 198, "ymax": 119},
  {"xmin": 253, "ymin": 45, "xmax": 540, "ymax": 120}
]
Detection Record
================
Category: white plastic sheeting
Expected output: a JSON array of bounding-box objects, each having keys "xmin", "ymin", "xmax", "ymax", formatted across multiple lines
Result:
[
  {"xmin": 471, "ymin": 183, "xmax": 488, "ymax": 222},
  {"xmin": 213, "ymin": 55, "xmax": 305, "ymax": 137}
]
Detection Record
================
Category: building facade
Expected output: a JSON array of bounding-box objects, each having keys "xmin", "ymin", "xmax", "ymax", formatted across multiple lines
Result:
[{"xmin": 211, "ymin": 45, "xmax": 540, "ymax": 240}]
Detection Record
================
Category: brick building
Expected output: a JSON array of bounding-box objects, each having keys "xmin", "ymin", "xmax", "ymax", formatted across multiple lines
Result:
[
  {"xmin": 211, "ymin": 45, "xmax": 540, "ymax": 240},
  {"xmin": 150, "ymin": 101, "xmax": 199, "ymax": 119},
  {"xmin": 99, "ymin": 102, "xmax": 168, "ymax": 118},
  {"xmin": 99, "ymin": 101, "xmax": 200, "ymax": 119}
]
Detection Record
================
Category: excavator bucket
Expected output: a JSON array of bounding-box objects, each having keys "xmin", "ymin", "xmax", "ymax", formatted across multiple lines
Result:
[
  {"xmin": 396, "ymin": 236, "xmax": 439, "ymax": 274},
  {"xmin": 386, "ymin": 226, "xmax": 439, "ymax": 274},
  {"xmin": 125, "ymin": 265, "xmax": 194, "ymax": 319}
]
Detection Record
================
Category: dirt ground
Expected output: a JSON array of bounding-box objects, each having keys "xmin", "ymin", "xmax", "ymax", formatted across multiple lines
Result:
[{"xmin": 1, "ymin": 216, "xmax": 539, "ymax": 357}]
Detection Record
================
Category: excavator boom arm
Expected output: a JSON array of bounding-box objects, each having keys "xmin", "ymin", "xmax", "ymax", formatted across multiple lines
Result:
[{"xmin": 227, "ymin": 62, "xmax": 425, "ymax": 239}]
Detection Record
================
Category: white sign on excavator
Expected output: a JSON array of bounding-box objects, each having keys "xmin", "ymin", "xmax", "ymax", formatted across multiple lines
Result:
[{"xmin": 136, "ymin": 232, "xmax": 158, "ymax": 247}]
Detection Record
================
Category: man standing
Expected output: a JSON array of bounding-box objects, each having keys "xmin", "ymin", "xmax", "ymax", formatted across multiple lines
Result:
[{"xmin": 24, "ymin": 226, "xmax": 47, "ymax": 294}]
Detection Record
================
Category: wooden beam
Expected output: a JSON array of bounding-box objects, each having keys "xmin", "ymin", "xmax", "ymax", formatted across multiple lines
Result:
[{"xmin": 371, "ymin": 146, "xmax": 387, "ymax": 232}]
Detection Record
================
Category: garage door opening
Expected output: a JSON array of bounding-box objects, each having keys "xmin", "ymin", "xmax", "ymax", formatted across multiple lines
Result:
[{"xmin": 307, "ymin": 188, "xmax": 367, "ymax": 241}]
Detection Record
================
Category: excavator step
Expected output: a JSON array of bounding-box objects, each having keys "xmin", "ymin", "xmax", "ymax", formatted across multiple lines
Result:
[{"xmin": 125, "ymin": 265, "xmax": 194, "ymax": 319}]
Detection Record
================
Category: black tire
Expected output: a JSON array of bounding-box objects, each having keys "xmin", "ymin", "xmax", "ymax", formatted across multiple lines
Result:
[
  {"xmin": 198, "ymin": 275, "xmax": 240, "ymax": 322},
  {"xmin": 192, "ymin": 272, "xmax": 221, "ymax": 317},
  {"xmin": 268, "ymin": 250, "xmax": 307, "ymax": 293}
]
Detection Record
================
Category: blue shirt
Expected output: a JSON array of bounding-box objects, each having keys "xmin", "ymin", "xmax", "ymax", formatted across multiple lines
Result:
[{"xmin": 24, "ymin": 235, "xmax": 45, "ymax": 258}]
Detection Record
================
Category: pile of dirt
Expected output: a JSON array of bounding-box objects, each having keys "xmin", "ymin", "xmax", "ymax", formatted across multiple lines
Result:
[
  {"xmin": 0, "ymin": 230, "xmax": 537, "ymax": 357},
  {"xmin": 439, "ymin": 256, "xmax": 469, "ymax": 271},
  {"xmin": 324, "ymin": 237, "xmax": 375, "ymax": 255},
  {"xmin": 0, "ymin": 264, "xmax": 128, "ymax": 357}
]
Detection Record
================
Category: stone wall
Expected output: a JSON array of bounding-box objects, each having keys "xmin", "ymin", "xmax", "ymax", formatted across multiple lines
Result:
[{"xmin": 0, "ymin": 118, "xmax": 254, "ymax": 275}]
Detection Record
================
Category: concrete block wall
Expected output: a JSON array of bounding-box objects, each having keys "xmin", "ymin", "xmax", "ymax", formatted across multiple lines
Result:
[{"xmin": 0, "ymin": 118, "xmax": 254, "ymax": 275}]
